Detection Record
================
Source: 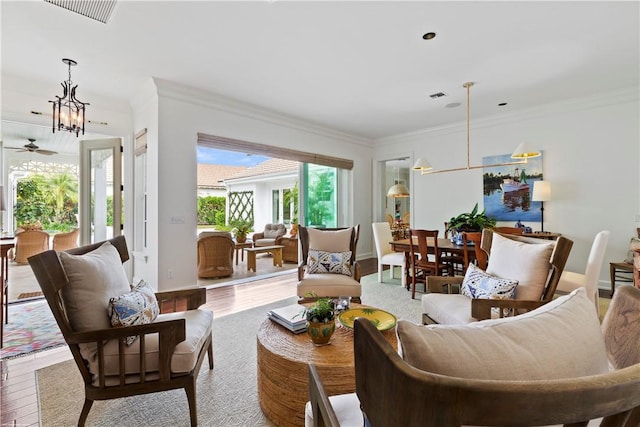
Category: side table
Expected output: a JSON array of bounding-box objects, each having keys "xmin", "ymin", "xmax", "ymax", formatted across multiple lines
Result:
[{"xmin": 233, "ymin": 240, "xmax": 253, "ymax": 265}]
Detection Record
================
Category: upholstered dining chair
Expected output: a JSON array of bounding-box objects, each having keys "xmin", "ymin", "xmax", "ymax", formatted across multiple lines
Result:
[
  {"xmin": 422, "ymin": 228, "xmax": 573, "ymax": 324},
  {"xmin": 28, "ymin": 236, "xmax": 214, "ymax": 427},
  {"xmin": 297, "ymin": 225, "xmax": 361, "ymax": 303},
  {"xmin": 372, "ymin": 222, "xmax": 405, "ymax": 285},
  {"xmin": 307, "ymin": 286, "xmax": 640, "ymax": 427},
  {"xmin": 556, "ymin": 230, "xmax": 610, "ymax": 312},
  {"xmin": 409, "ymin": 229, "xmax": 452, "ymax": 299}
]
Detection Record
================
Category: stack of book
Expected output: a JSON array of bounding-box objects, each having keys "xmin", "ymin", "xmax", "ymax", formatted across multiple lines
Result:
[{"xmin": 268, "ymin": 304, "xmax": 308, "ymax": 333}]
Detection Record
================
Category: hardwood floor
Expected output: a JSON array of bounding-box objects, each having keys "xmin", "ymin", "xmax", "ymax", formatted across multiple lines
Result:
[{"xmin": 0, "ymin": 258, "xmax": 377, "ymax": 427}]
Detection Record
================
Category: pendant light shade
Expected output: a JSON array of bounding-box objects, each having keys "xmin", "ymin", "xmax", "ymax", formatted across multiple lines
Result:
[
  {"xmin": 511, "ymin": 142, "xmax": 541, "ymax": 160},
  {"xmin": 412, "ymin": 158, "xmax": 433, "ymax": 172},
  {"xmin": 387, "ymin": 183, "xmax": 410, "ymax": 198}
]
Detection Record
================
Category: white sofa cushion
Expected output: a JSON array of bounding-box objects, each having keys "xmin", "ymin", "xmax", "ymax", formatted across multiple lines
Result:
[
  {"xmin": 304, "ymin": 393, "xmax": 363, "ymax": 427},
  {"xmin": 403, "ymin": 288, "xmax": 609, "ymax": 380},
  {"xmin": 486, "ymin": 232, "xmax": 554, "ymax": 301},
  {"xmin": 298, "ymin": 272, "xmax": 362, "ymax": 298}
]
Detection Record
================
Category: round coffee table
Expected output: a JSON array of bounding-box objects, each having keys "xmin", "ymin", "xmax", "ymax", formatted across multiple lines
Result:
[{"xmin": 256, "ymin": 305, "xmax": 397, "ymax": 427}]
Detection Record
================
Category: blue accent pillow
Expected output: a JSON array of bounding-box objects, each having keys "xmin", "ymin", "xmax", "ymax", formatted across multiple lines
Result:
[
  {"xmin": 461, "ymin": 264, "xmax": 518, "ymax": 300},
  {"xmin": 108, "ymin": 280, "xmax": 159, "ymax": 345},
  {"xmin": 307, "ymin": 250, "xmax": 352, "ymax": 276}
]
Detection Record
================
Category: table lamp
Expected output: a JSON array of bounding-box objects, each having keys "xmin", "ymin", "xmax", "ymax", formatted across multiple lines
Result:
[{"xmin": 531, "ymin": 181, "xmax": 551, "ymax": 232}]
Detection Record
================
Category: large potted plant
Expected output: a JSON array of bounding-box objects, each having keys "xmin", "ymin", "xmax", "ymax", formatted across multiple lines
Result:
[
  {"xmin": 447, "ymin": 203, "xmax": 496, "ymax": 244},
  {"xmin": 303, "ymin": 296, "xmax": 335, "ymax": 346}
]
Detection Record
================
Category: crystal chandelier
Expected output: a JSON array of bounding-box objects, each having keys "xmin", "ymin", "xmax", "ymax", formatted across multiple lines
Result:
[{"xmin": 49, "ymin": 58, "xmax": 90, "ymax": 137}]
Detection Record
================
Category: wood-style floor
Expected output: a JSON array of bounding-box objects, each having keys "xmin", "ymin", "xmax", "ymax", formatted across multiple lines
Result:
[{"xmin": 0, "ymin": 259, "xmax": 377, "ymax": 427}]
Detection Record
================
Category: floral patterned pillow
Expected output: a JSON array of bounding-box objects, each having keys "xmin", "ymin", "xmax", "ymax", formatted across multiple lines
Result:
[
  {"xmin": 108, "ymin": 280, "xmax": 159, "ymax": 345},
  {"xmin": 307, "ymin": 250, "xmax": 352, "ymax": 276},
  {"xmin": 461, "ymin": 264, "xmax": 518, "ymax": 300}
]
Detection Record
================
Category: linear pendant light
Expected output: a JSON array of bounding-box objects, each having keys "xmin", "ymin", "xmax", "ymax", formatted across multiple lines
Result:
[{"xmin": 414, "ymin": 82, "xmax": 540, "ymax": 175}]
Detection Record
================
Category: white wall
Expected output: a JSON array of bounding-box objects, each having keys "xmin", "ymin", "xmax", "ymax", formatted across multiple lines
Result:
[
  {"xmin": 138, "ymin": 79, "xmax": 373, "ymax": 292},
  {"xmin": 374, "ymin": 88, "xmax": 640, "ymax": 290}
]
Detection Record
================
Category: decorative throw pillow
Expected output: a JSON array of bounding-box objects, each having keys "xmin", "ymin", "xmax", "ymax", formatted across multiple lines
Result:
[
  {"xmin": 486, "ymin": 232, "xmax": 554, "ymax": 301},
  {"xmin": 307, "ymin": 249, "xmax": 352, "ymax": 276},
  {"xmin": 461, "ymin": 264, "xmax": 518, "ymax": 300},
  {"xmin": 398, "ymin": 288, "xmax": 610, "ymax": 381},
  {"xmin": 108, "ymin": 280, "xmax": 159, "ymax": 345}
]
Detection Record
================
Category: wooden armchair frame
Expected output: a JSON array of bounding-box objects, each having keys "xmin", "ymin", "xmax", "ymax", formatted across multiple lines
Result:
[
  {"xmin": 310, "ymin": 290, "xmax": 640, "ymax": 427},
  {"xmin": 423, "ymin": 228, "xmax": 574, "ymax": 324},
  {"xmin": 28, "ymin": 236, "xmax": 213, "ymax": 427}
]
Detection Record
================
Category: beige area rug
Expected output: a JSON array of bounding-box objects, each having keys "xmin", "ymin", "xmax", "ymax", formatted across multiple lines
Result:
[{"xmin": 36, "ymin": 272, "xmax": 420, "ymax": 427}]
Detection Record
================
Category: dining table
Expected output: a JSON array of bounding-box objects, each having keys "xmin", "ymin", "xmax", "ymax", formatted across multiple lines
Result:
[{"xmin": 390, "ymin": 237, "xmax": 470, "ymax": 290}]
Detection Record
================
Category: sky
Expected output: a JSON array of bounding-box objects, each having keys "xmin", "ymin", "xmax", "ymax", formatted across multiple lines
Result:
[{"xmin": 197, "ymin": 146, "xmax": 270, "ymax": 166}]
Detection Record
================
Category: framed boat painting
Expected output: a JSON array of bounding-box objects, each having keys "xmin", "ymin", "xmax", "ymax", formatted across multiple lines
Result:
[{"xmin": 482, "ymin": 153, "xmax": 543, "ymax": 222}]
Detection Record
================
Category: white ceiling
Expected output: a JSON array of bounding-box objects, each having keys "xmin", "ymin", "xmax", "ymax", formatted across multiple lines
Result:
[{"xmin": 1, "ymin": 1, "xmax": 638, "ymax": 153}]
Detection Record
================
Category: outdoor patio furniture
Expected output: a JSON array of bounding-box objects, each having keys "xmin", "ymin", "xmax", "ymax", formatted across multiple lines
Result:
[
  {"xmin": 253, "ymin": 224, "xmax": 286, "ymax": 247},
  {"xmin": 13, "ymin": 229, "xmax": 50, "ymax": 264},
  {"xmin": 52, "ymin": 228, "xmax": 80, "ymax": 252},
  {"xmin": 197, "ymin": 231, "xmax": 234, "ymax": 278},
  {"xmin": 276, "ymin": 235, "xmax": 299, "ymax": 263}
]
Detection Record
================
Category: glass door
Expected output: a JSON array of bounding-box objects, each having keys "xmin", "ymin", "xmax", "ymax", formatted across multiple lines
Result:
[
  {"xmin": 79, "ymin": 138, "xmax": 122, "ymax": 245},
  {"xmin": 303, "ymin": 164, "xmax": 337, "ymax": 228}
]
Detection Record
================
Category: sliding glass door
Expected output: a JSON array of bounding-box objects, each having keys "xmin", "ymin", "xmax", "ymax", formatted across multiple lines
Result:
[{"xmin": 303, "ymin": 164, "xmax": 337, "ymax": 228}]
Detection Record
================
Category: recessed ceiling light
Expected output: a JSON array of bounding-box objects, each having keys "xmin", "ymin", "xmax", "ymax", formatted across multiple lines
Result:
[
  {"xmin": 422, "ymin": 32, "xmax": 436, "ymax": 40},
  {"xmin": 445, "ymin": 102, "xmax": 461, "ymax": 108},
  {"xmin": 498, "ymin": 102, "xmax": 508, "ymax": 106}
]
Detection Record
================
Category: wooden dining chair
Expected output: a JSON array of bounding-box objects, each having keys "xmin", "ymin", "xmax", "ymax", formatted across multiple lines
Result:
[
  {"xmin": 409, "ymin": 229, "xmax": 453, "ymax": 299},
  {"xmin": 461, "ymin": 231, "xmax": 486, "ymax": 272},
  {"xmin": 493, "ymin": 226, "xmax": 524, "ymax": 235}
]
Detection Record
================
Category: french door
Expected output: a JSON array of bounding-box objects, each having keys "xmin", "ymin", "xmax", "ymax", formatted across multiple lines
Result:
[{"xmin": 79, "ymin": 138, "xmax": 122, "ymax": 245}]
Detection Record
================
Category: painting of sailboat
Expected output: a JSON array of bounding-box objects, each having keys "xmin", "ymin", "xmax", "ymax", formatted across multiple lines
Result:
[{"xmin": 482, "ymin": 153, "xmax": 543, "ymax": 221}]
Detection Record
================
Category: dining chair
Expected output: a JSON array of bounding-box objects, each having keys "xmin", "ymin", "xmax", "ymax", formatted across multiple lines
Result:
[
  {"xmin": 440, "ymin": 222, "xmax": 465, "ymax": 275},
  {"xmin": 461, "ymin": 231, "xmax": 486, "ymax": 271},
  {"xmin": 493, "ymin": 226, "xmax": 524, "ymax": 235},
  {"xmin": 372, "ymin": 222, "xmax": 405, "ymax": 285},
  {"xmin": 556, "ymin": 230, "xmax": 609, "ymax": 311},
  {"xmin": 409, "ymin": 229, "xmax": 453, "ymax": 299}
]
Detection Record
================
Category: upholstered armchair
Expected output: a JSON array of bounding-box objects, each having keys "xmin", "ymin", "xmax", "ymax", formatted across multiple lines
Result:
[
  {"xmin": 253, "ymin": 224, "xmax": 286, "ymax": 247},
  {"xmin": 197, "ymin": 231, "xmax": 235, "ymax": 278},
  {"xmin": 297, "ymin": 225, "xmax": 361, "ymax": 303},
  {"xmin": 28, "ymin": 236, "xmax": 214, "ymax": 427},
  {"xmin": 13, "ymin": 229, "xmax": 50, "ymax": 264},
  {"xmin": 307, "ymin": 286, "xmax": 640, "ymax": 427},
  {"xmin": 422, "ymin": 228, "xmax": 573, "ymax": 324}
]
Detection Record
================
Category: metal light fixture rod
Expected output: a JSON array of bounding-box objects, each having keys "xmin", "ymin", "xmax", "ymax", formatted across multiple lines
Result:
[{"xmin": 419, "ymin": 81, "xmax": 528, "ymax": 174}]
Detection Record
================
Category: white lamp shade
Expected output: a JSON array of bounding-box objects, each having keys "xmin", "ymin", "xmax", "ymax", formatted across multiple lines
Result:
[
  {"xmin": 532, "ymin": 180, "xmax": 551, "ymax": 202},
  {"xmin": 511, "ymin": 142, "xmax": 541, "ymax": 159},
  {"xmin": 412, "ymin": 158, "xmax": 433, "ymax": 171},
  {"xmin": 387, "ymin": 183, "xmax": 410, "ymax": 198}
]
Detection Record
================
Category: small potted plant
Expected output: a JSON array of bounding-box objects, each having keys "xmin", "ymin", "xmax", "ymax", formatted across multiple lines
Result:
[
  {"xmin": 230, "ymin": 219, "xmax": 253, "ymax": 243},
  {"xmin": 447, "ymin": 203, "xmax": 496, "ymax": 244},
  {"xmin": 303, "ymin": 295, "xmax": 335, "ymax": 346}
]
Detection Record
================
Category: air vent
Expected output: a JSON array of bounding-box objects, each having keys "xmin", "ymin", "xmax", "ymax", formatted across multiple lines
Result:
[
  {"xmin": 44, "ymin": 0, "xmax": 118, "ymax": 24},
  {"xmin": 429, "ymin": 92, "xmax": 447, "ymax": 99}
]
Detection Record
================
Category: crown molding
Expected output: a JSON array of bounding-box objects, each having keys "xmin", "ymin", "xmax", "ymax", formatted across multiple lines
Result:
[
  {"xmin": 375, "ymin": 86, "xmax": 639, "ymax": 146},
  {"xmin": 151, "ymin": 78, "xmax": 372, "ymax": 146}
]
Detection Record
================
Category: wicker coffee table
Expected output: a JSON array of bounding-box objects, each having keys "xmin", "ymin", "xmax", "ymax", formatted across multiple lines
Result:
[{"xmin": 256, "ymin": 304, "xmax": 397, "ymax": 427}]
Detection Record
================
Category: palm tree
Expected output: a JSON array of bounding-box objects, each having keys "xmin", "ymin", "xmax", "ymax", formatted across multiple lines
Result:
[{"xmin": 47, "ymin": 173, "xmax": 78, "ymax": 223}]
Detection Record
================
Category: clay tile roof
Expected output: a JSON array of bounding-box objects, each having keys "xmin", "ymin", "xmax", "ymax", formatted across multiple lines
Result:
[
  {"xmin": 197, "ymin": 164, "xmax": 248, "ymax": 188},
  {"xmin": 227, "ymin": 158, "xmax": 299, "ymax": 180}
]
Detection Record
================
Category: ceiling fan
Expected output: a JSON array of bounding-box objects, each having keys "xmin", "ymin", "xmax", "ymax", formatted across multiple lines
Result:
[{"xmin": 5, "ymin": 138, "xmax": 58, "ymax": 155}]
